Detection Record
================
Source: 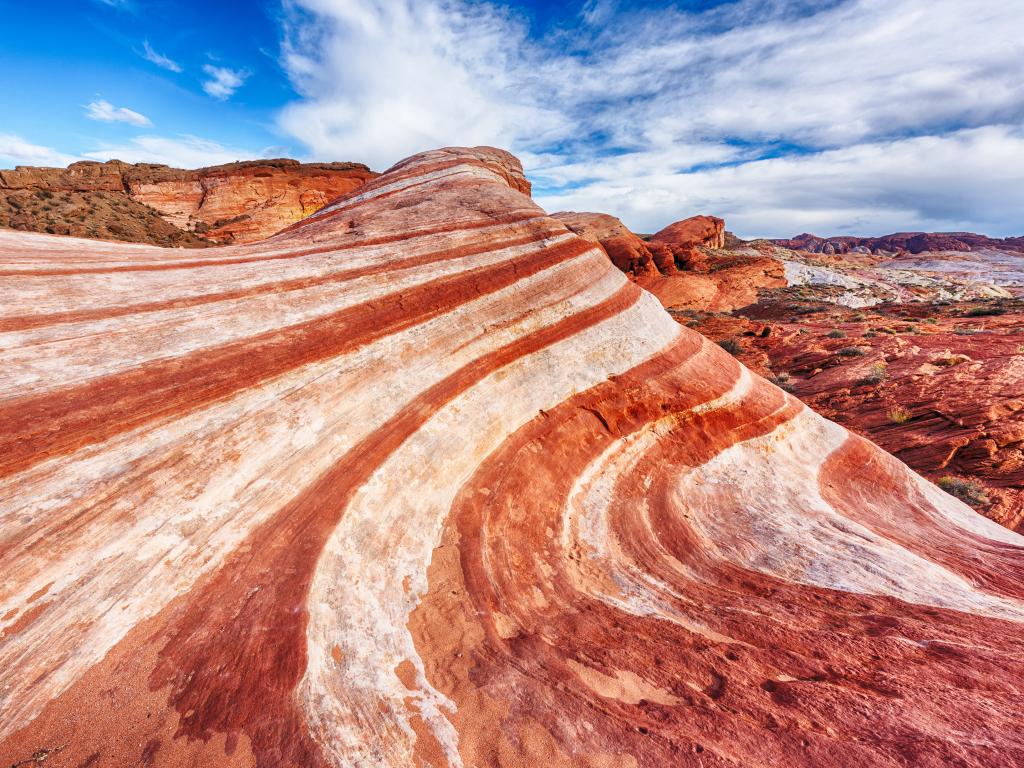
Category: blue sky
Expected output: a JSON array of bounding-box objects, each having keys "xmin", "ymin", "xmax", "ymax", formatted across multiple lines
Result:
[{"xmin": 2, "ymin": 0, "xmax": 1023, "ymax": 238}]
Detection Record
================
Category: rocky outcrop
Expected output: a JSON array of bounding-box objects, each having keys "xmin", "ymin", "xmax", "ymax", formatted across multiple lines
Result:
[
  {"xmin": 648, "ymin": 214, "xmax": 726, "ymax": 269},
  {"xmin": 553, "ymin": 211, "xmax": 664, "ymax": 278},
  {"xmin": 556, "ymin": 211, "xmax": 783, "ymax": 312},
  {"xmin": 126, "ymin": 159, "xmax": 377, "ymax": 243},
  {"xmin": 2, "ymin": 147, "xmax": 1023, "ymax": 768},
  {"xmin": 775, "ymin": 231, "xmax": 1024, "ymax": 255},
  {"xmin": 0, "ymin": 158, "xmax": 376, "ymax": 246}
]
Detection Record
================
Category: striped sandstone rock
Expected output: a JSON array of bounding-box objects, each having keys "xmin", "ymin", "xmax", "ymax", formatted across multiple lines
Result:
[{"xmin": 1, "ymin": 147, "xmax": 1022, "ymax": 768}]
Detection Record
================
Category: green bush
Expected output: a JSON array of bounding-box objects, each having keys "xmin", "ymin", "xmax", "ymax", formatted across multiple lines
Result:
[
  {"xmin": 964, "ymin": 306, "xmax": 1004, "ymax": 317},
  {"xmin": 717, "ymin": 339, "xmax": 742, "ymax": 355},
  {"xmin": 937, "ymin": 476, "xmax": 989, "ymax": 507},
  {"xmin": 888, "ymin": 406, "xmax": 912, "ymax": 424},
  {"xmin": 826, "ymin": 329, "xmax": 846, "ymax": 339},
  {"xmin": 837, "ymin": 346, "xmax": 867, "ymax": 357},
  {"xmin": 770, "ymin": 372, "xmax": 795, "ymax": 393},
  {"xmin": 860, "ymin": 362, "xmax": 887, "ymax": 385}
]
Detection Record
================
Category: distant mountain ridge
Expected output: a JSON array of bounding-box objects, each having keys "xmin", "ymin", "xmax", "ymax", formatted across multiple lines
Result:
[{"xmin": 772, "ymin": 231, "xmax": 1024, "ymax": 255}]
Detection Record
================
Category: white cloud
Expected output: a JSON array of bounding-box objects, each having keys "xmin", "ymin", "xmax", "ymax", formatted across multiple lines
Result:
[
  {"xmin": 277, "ymin": 0, "xmax": 1024, "ymax": 236},
  {"xmin": 537, "ymin": 126, "xmax": 1024, "ymax": 239},
  {"xmin": 0, "ymin": 134, "xmax": 81, "ymax": 168},
  {"xmin": 202, "ymin": 65, "xmax": 250, "ymax": 100},
  {"xmin": 82, "ymin": 135, "xmax": 262, "ymax": 168},
  {"xmin": 142, "ymin": 41, "xmax": 182, "ymax": 73},
  {"xmin": 85, "ymin": 99, "xmax": 152, "ymax": 128},
  {"xmin": 277, "ymin": 0, "xmax": 567, "ymax": 169}
]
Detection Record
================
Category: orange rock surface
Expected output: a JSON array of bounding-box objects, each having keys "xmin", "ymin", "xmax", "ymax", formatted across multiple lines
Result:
[
  {"xmin": 555, "ymin": 211, "xmax": 784, "ymax": 311},
  {"xmin": 127, "ymin": 159, "xmax": 377, "ymax": 243},
  {"xmin": 1, "ymin": 147, "xmax": 1023, "ymax": 768},
  {"xmin": 1, "ymin": 158, "xmax": 376, "ymax": 245}
]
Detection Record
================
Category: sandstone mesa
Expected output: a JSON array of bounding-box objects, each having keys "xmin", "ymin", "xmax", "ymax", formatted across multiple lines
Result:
[
  {"xmin": 1, "ymin": 146, "xmax": 1023, "ymax": 767},
  {"xmin": 0, "ymin": 158, "xmax": 377, "ymax": 246}
]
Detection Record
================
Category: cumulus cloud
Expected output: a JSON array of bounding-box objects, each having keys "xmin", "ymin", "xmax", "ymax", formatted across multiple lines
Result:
[
  {"xmin": 142, "ymin": 41, "xmax": 182, "ymax": 73},
  {"xmin": 202, "ymin": 65, "xmax": 250, "ymax": 100},
  {"xmin": 85, "ymin": 99, "xmax": 152, "ymax": 127},
  {"xmin": 82, "ymin": 134, "xmax": 260, "ymax": 167},
  {"xmin": 278, "ymin": 0, "xmax": 567, "ymax": 170},
  {"xmin": 0, "ymin": 134, "xmax": 81, "ymax": 168},
  {"xmin": 278, "ymin": 0, "xmax": 1024, "ymax": 236},
  {"xmin": 537, "ymin": 126, "xmax": 1024, "ymax": 238}
]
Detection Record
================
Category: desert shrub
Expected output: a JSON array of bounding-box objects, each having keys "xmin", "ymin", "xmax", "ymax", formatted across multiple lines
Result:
[
  {"xmin": 35, "ymin": 190, "xmax": 54, "ymax": 200},
  {"xmin": 887, "ymin": 406, "xmax": 913, "ymax": 424},
  {"xmin": 797, "ymin": 327, "xmax": 809, "ymax": 334},
  {"xmin": 717, "ymin": 339, "xmax": 742, "ymax": 355},
  {"xmin": 924, "ymin": 317, "xmax": 939, "ymax": 324},
  {"xmin": 878, "ymin": 327, "xmax": 897, "ymax": 335},
  {"xmin": 860, "ymin": 362, "xmax": 888, "ymax": 385},
  {"xmin": 954, "ymin": 327, "xmax": 980, "ymax": 335},
  {"xmin": 837, "ymin": 346, "xmax": 867, "ymax": 357},
  {"xmin": 826, "ymin": 329, "xmax": 846, "ymax": 339},
  {"xmin": 770, "ymin": 372, "xmax": 795, "ymax": 393},
  {"xmin": 898, "ymin": 324, "xmax": 918, "ymax": 333},
  {"xmin": 937, "ymin": 476, "xmax": 989, "ymax": 507},
  {"xmin": 863, "ymin": 331, "xmax": 878, "ymax": 338},
  {"xmin": 964, "ymin": 306, "xmax": 1004, "ymax": 317}
]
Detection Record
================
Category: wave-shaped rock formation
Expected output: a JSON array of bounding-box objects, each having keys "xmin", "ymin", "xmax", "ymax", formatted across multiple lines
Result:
[
  {"xmin": 2, "ymin": 147, "xmax": 1024, "ymax": 768},
  {"xmin": 0, "ymin": 158, "xmax": 376, "ymax": 246}
]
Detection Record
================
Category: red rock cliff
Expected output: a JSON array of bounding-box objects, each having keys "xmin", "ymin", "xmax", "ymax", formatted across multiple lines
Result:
[
  {"xmin": 0, "ymin": 158, "xmax": 377, "ymax": 245},
  {"xmin": 556, "ymin": 211, "xmax": 783, "ymax": 311}
]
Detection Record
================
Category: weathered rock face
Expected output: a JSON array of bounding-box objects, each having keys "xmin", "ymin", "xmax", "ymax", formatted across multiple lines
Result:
[
  {"xmin": 555, "ymin": 211, "xmax": 783, "ymax": 312},
  {"xmin": 0, "ymin": 158, "xmax": 376, "ymax": 245},
  {"xmin": 553, "ymin": 211, "xmax": 663, "ymax": 278},
  {"xmin": 2, "ymin": 147, "xmax": 1023, "ymax": 768},
  {"xmin": 126, "ymin": 160, "xmax": 377, "ymax": 243},
  {"xmin": 0, "ymin": 160, "xmax": 131, "ymax": 192}
]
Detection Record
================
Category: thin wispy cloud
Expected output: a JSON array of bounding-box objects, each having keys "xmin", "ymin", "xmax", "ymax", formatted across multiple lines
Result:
[
  {"xmin": 202, "ymin": 64, "xmax": 250, "ymax": 100},
  {"xmin": 82, "ymin": 134, "xmax": 258, "ymax": 167},
  {"xmin": 84, "ymin": 99, "xmax": 152, "ymax": 127},
  {"xmin": 142, "ymin": 40, "xmax": 182, "ymax": 73},
  {"xmin": 0, "ymin": 134, "xmax": 81, "ymax": 168},
  {"xmin": 92, "ymin": 0, "xmax": 135, "ymax": 10},
  {"xmin": 278, "ymin": 0, "xmax": 1024, "ymax": 237}
]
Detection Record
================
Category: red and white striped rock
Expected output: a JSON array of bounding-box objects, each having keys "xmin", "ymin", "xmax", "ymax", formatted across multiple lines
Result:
[{"xmin": 1, "ymin": 147, "xmax": 1023, "ymax": 768}]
